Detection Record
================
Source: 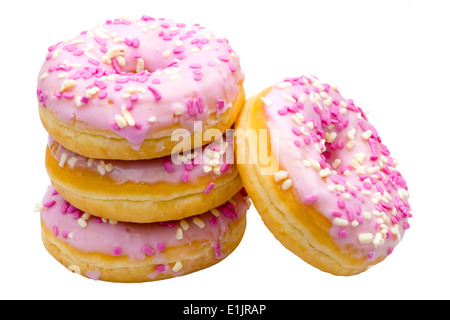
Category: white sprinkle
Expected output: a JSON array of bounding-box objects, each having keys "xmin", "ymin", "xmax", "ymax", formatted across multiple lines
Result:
[
  {"xmin": 97, "ymin": 163, "xmax": 106, "ymax": 176},
  {"xmin": 282, "ymin": 93, "xmax": 296, "ymax": 103},
  {"xmin": 162, "ymin": 49, "xmax": 171, "ymax": 58},
  {"xmin": 362, "ymin": 130, "xmax": 373, "ymax": 140},
  {"xmin": 346, "ymin": 140, "xmax": 355, "ymax": 150},
  {"xmin": 203, "ymin": 165, "xmax": 212, "ymax": 173},
  {"xmin": 180, "ymin": 220, "xmax": 189, "ymax": 231},
  {"xmin": 109, "ymin": 219, "xmax": 118, "ymax": 225},
  {"xmin": 311, "ymin": 160, "xmax": 321, "ymax": 172},
  {"xmin": 193, "ymin": 217, "xmax": 205, "ymax": 229},
  {"xmin": 40, "ymin": 72, "xmax": 49, "ymax": 80},
  {"xmin": 105, "ymin": 163, "xmax": 114, "ymax": 173},
  {"xmin": 59, "ymin": 152, "xmax": 68, "ymax": 167},
  {"xmin": 148, "ymin": 116, "xmax": 157, "ymax": 123},
  {"xmin": 172, "ymin": 261, "xmax": 183, "ymax": 272},
  {"xmin": 77, "ymin": 218, "xmax": 87, "ymax": 228},
  {"xmin": 354, "ymin": 152, "xmax": 366, "ymax": 165},
  {"xmin": 115, "ymin": 115, "xmax": 127, "ymax": 129},
  {"xmin": 81, "ymin": 212, "xmax": 91, "ymax": 221},
  {"xmin": 121, "ymin": 106, "xmax": 135, "ymax": 127},
  {"xmin": 332, "ymin": 159, "xmax": 341, "ymax": 169},
  {"xmin": 319, "ymin": 168, "xmax": 331, "ymax": 178},
  {"xmin": 87, "ymin": 158, "xmax": 94, "ymax": 168},
  {"xmin": 274, "ymin": 170, "xmax": 288, "ymax": 183},
  {"xmin": 211, "ymin": 208, "xmax": 220, "ymax": 217},
  {"xmin": 67, "ymin": 157, "xmax": 78, "ymax": 169},
  {"xmin": 34, "ymin": 203, "xmax": 44, "ymax": 212},
  {"xmin": 277, "ymin": 81, "xmax": 292, "ymax": 89},
  {"xmin": 281, "ymin": 179, "xmax": 292, "ymax": 190},
  {"xmin": 372, "ymin": 232, "xmax": 384, "ymax": 247},
  {"xmin": 58, "ymin": 72, "xmax": 68, "ymax": 79},
  {"xmin": 176, "ymin": 228, "xmax": 183, "ymax": 240},
  {"xmin": 333, "ymin": 218, "xmax": 349, "ymax": 227},
  {"xmin": 174, "ymin": 39, "xmax": 184, "ymax": 47},
  {"xmin": 358, "ymin": 233, "xmax": 374, "ymax": 244},
  {"xmin": 136, "ymin": 58, "xmax": 145, "ymax": 73}
]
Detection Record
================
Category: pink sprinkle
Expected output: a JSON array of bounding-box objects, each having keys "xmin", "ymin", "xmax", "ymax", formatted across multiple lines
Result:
[
  {"xmin": 387, "ymin": 247, "xmax": 394, "ymax": 255},
  {"xmin": 337, "ymin": 197, "xmax": 346, "ymax": 209},
  {"xmin": 152, "ymin": 78, "xmax": 161, "ymax": 84},
  {"xmin": 112, "ymin": 58, "xmax": 122, "ymax": 74},
  {"xmin": 182, "ymin": 172, "xmax": 190, "ymax": 182},
  {"xmin": 155, "ymin": 264, "xmax": 165, "ymax": 273},
  {"xmin": 147, "ymin": 86, "xmax": 162, "ymax": 101},
  {"xmin": 278, "ymin": 107, "xmax": 289, "ymax": 116},
  {"xmin": 186, "ymin": 98, "xmax": 196, "ymax": 115},
  {"xmin": 60, "ymin": 200, "xmax": 69, "ymax": 214},
  {"xmin": 94, "ymin": 36, "xmax": 106, "ymax": 46},
  {"xmin": 94, "ymin": 80, "xmax": 107, "ymax": 89},
  {"xmin": 294, "ymin": 140, "xmax": 301, "ymax": 147},
  {"xmin": 113, "ymin": 247, "xmax": 122, "ymax": 256},
  {"xmin": 204, "ymin": 182, "xmax": 215, "ymax": 194},
  {"xmin": 403, "ymin": 221, "xmax": 410, "ymax": 230},
  {"xmin": 331, "ymin": 210, "xmax": 342, "ymax": 217},
  {"xmin": 228, "ymin": 63, "xmax": 237, "ymax": 72},
  {"xmin": 88, "ymin": 59, "xmax": 100, "ymax": 66},
  {"xmin": 292, "ymin": 127, "xmax": 302, "ymax": 136},
  {"xmin": 157, "ymin": 242, "xmax": 166, "ymax": 252},
  {"xmin": 220, "ymin": 163, "xmax": 230, "ymax": 174},
  {"xmin": 98, "ymin": 91, "xmax": 107, "ymax": 99},
  {"xmin": 195, "ymin": 96, "xmax": 204, "ymax": 113},
  {"xmin": 52, "ymin": 225, "xmax": 58, "ymax": 236},
  {"xmin": 190, "ymin": 63, "xmax": 202, "ymax": 69},
  {"xmin": 162, "ymin": 159, "xmax": 175, "ymax": 173},
  {"xmin": 184, "ymin": 163, "xmax": 193, "ymax": 171},
  {"xmin": 305, "ymin": 194, "xmax": 318, "ymax": 204},
  {"xmin": 217, "ymin": 99, "xmax": 225, "ymax": 110},
  {"xmin": 43, "ymin": 200, "xmax": 56, "ymax": 208},
  {"xmin": 62, "ymin": 92, "xmax": 74, "ymax": 99},
  {"xmin": 130, "ymin": 93, "xmax": 139, "ymax": 102},
  {"xmin": 61, "ymin": 230, "xmax": 69, "ymax": 238},
  {"xmin": 338, "ymin": 229, "xmax": 347, "ymax": 238},
  {"xmin": 142, "ymin": 246, "xmax": 155, "ymax": 256},
  {"xmin": 209, "ymin": 216, "xmax": 218, "ymax": 227}
]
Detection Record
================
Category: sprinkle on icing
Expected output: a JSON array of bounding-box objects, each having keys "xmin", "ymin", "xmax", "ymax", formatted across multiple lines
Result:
[{"xmin": 261, "ymin": 76, "xmax": 412, "ymax": 261}]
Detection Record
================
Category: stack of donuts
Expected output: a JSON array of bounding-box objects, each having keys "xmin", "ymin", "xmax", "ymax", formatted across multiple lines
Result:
[
  {"xmin": 36, "ymin": 16, "xmax": 412, "ymax": 280},
  {"xmin": 36, "ymin": 16, "xmax": 249, "ymax": 282}
]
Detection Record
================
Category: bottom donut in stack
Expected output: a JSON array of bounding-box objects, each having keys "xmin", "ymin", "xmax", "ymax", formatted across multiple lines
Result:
[{"xmin": 39, "ymin": 185, "xmax": 250, "ymax": 282}]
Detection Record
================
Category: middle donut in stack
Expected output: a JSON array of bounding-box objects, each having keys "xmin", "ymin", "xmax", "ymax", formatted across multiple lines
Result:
[{"xmin": 37, "ymin": 16, "xmax": 247, "ymax": 282}]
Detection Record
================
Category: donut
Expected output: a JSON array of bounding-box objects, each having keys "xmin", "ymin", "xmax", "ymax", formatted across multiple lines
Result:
[
  {"xmin": 235, "ymin": 76, "xmax": 412, "ymax": 276},
  {"xmin": 45, "ymin": 135, "xmax": 242, "ymax": 223},
  {"xmin": 37, "ymin": 16, "xmax": 245, "ymax": 160},
  {"xmin": 39, "ymin": 185, "xmax": 250, "ymax": 282}
]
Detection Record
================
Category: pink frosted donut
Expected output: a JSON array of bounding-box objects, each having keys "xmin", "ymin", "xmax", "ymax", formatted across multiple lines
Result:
[
  {"xmin": 235, "ymin": 76, "xmax": 412, "ymax": 275},
  {"xmin": 39, "ymin": 185, "xmax": 250, "ymax": 282},
  {"xmin": 37, "ymin": 16, "xmax": 245, "ymax": 160},
  {"xmin": 45, "ymin": 135, "xmax": 242, "ymax": 223}
]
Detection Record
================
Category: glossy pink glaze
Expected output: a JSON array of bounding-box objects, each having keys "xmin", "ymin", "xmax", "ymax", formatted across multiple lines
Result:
[
  {"xmin": 261, "ymin": 76, "xmax": 412, "ymax": 261},
  {"xmin": 37, "ymin": 16, "xmax": 244, "ymax": 148},
  {"xmin": 48, "ymin": 134, "xmax": 235, "ymax": 186},
  {"xmin": 40, "ymin": 185, "xmax": 250, "ymax": 262}
]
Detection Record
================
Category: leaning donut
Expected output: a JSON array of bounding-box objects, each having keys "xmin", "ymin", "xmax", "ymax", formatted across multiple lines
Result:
[
  {"xmin": 235, "ymin": 76, "xmax": 412, "ymax": 276},
  {"xmin": 39, "ymin": 185, "xmax": 250, "ymax": 282},
  {"xmin": 37, "ymin": 16, "xmax": 245, "ymax": 160},
  {"xmin": 45, "ymin": 135, "xmax": 242, "ymax": 223}
]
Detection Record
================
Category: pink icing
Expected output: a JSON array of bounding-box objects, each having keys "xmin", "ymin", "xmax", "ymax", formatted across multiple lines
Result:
[
  {"xmin": 40, "ymin": 185, "xmax": 250, "ymax": 262},
  {"xmin": 261, "ymin": 76, "xmax": 412, "ymax": 261},
  {"xmin": 48, "ymin": 134, "xmax": 235, "ymax": 188},
  {"xmin": 37, "ymin": 16, "xmax": 244, "ymax": 147}
]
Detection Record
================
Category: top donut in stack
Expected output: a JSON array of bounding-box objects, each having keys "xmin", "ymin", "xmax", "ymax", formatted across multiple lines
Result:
[
  {"xmin": 37, "ymin": 16, "xmax": 245, "ymax": 161},
  {"xmin": 37, "ymin": 16, "xmax": 245, "ymax": 224}
]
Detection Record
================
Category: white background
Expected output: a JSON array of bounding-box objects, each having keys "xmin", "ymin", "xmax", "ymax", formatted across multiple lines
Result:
[{"xmin": 1, "ymin": 0, "xmax": 449, "ymax": 300}]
